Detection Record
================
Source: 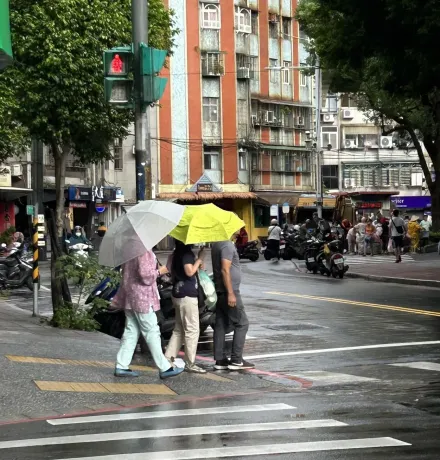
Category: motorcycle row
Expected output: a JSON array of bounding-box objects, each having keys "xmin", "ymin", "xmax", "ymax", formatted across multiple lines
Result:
[{"xmin": 0, "ymin": 241, "xmax": 34, "ymax": 291}]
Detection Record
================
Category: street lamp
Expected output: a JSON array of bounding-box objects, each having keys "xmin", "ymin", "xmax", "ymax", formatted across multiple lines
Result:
[{"xmin": 265, "ymin": 62, "xmax": 323, "ymax": 218}]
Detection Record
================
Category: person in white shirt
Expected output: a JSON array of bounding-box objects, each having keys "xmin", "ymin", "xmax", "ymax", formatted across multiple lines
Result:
[
  {"xmin": 390, "ymin": 209, "xmax": 407, "ymax": 263},
  {"xmin": 267, "ymin": 219, "xmax": 282, "ymax": 261},
  {"xmin": 420, "ymin": 214, "xmax": 431, "ymax": 248}
]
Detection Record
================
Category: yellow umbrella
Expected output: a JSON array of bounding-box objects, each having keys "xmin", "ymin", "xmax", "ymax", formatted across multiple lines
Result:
[{"xmin": 169, "ymin": 203, "xmax": 245, "ymax": 244}]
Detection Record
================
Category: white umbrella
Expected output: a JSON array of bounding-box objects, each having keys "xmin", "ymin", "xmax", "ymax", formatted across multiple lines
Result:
[{"xmin": 98, "ymin": 200, "xmax": 184, "ymax": 267}]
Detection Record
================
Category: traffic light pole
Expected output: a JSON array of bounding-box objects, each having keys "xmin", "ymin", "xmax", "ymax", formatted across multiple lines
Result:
[
  {"xmin": 314, "ymin": 57, "xmax": 323, "ymax": 219},
  {"xmin": 132, "ymin": 0, "xmax": 149, "ymax": 201}
]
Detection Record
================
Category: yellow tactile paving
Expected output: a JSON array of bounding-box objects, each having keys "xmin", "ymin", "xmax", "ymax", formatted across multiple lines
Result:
[
  {"xmin": 34, "ymin": 380, "xmax": 176, "ymax": 395},
  {"xmin": 6, "ymin": 355, "xmax": 154, "ymax": 372},
  {"xmin": 195, "ymin": 373, "xmax": 235, "ymax": 383}
]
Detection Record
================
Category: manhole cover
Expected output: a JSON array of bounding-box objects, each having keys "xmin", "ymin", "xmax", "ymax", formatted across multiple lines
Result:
[{"xmin": 265, "ymin": 323, "xmax": 325, "ymax": 331}]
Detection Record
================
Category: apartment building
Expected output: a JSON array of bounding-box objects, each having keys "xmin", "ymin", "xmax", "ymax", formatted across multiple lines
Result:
[
  {"xmin": 321, "ymin": 93, "xmax": 431, "ymax": 219},
  {"xmin": 155, "ymin": 0, "xmax": 314, "ymax": 238}
]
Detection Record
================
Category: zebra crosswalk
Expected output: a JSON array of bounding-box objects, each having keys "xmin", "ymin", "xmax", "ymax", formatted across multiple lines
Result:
[
  {"xmin": 343, "ymin": 253, "xmax": 415, "ymax": 265},
  {"xmin": 2, "ymin": 401, "xmax": 411, "ymax": 459}
]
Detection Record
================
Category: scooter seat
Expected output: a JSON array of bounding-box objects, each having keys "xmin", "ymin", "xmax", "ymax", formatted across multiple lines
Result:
[{"xmin": 0, "ymin": 257, "xmax": 18, "ymax": 267}]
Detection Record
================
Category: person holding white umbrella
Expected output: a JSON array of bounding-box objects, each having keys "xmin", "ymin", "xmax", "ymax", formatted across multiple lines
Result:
[{"xmin": 99, "ymin": 201, "xmax": 186, "ymax": 379}]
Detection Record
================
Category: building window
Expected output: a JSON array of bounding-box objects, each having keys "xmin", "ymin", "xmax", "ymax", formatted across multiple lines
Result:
[
  {"xmin": 269, "ymin": 21, "xmax": 279, "ymax": 39},
  {"xmin": 113, "ymin": 139, "xmax": 123, "ymax": 170},
  {"xmin": 340, "ymin": 93, "xmax": 357, "ymax": 108},
  {"xmin": 251, "ymin": 11, "xmax": 259, "ymax": 34},
  {"xmin": 203, "ymin": 97, "xmax": 219, "ymax": 122},
  {"xmin": 300, "ymin": 71, "xmax": 307, "ymax": 87},
  {"xmin": 239, "ymin": 150, "xmax": 247, "ymax": 170},
  {"xmin": 282, "ymin": 61, "xmax": 291, "ymax": 85},
  {"xmin": 201, "ymin": 52, "xmax": 224, "ymax": 76},
  {"xmin": 344, "ymin": 133, "xmax": 379, "ymax": 148},
  {"xmin": 250, "ymin": 56, "xmax": 259, "ymax": 80},
  {"xmin": 321, "ymin": 127, "xmax": 338, "ymax": 150},
  {"xmin": 235, "ymin": 7, "xmax": 251, "ymax": 33},
  {"xmin": 201, "ymin": 3, "xmax": 220, "ymax": 29},
  {"xmin": 204, "ymin": 147, "xmax": 221, "ymax": 170},
  {"xmin": 322, "ymin": 165, "xmax": 339, "ymax": 190},
  {"xmin": 269, "ymin": 59, "xmax": 278, "ymax": 83},
  {"xmin": 282, "ymin": 17, "xmax": 291, "ymax": 37}
]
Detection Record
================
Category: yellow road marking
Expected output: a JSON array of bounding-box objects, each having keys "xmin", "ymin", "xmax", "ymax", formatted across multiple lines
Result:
[
  {"xmin": 266, "ymin": 292, "xmax": 440, "ymax": 318},
  {"xmin": 34, "ymin": 381, "xmax": 176, "ymax": 395},
  {"xmin": 5, "ymin": 356, "xmax": 154, "ymax": 372}
]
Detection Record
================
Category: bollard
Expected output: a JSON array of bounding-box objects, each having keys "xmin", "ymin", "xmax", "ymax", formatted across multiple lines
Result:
[{"xmin": 32, "ymin": 204, "xmax": 39, "ymax": 317}]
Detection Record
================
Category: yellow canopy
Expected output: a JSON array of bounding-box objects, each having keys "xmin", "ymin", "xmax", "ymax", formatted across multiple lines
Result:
[{"xmin": 169, "ymin": 203, "xmax": 245, "ymax": 244}]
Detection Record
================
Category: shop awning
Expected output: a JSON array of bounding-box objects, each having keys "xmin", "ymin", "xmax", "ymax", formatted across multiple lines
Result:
[
  {"xmin": 0, "ymin": 0, "xmax": 13, "ymax": 70},
  {"xmin": 255, "ymin": 192, "xmax": 300, "ymax": 206},
  {"xmin": 297, "ymin": 196, "xmax": 336, "ymax": 209},
  {"xmin": 158, "ymin": 192, "xmax": 257, "ymax": 202},
  {"xmin": 0, "ymin": 187, "xmax": 32, "ymax": 201},
  {"xmin": 260, "ymin": 144, "xmax": 309, "ymax": 152}
]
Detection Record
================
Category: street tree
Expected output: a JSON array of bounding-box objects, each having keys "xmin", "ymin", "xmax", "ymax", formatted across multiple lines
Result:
[
  {"xmin": 296, "ymin": 0, "xmax": 440, "ymax": 228},
  {"xmin": 1, "ymin": 0, "xmax": 177, "ymax": 310}
]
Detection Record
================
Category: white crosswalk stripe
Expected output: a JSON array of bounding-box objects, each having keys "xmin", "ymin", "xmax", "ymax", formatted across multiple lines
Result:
[
  {"xmin": 343, "ymin": 254, "xmax": 415, "ymax": 265},
  {"xmin": 2, "ymin": 402, "xmax": 411, "ymax": 459}
]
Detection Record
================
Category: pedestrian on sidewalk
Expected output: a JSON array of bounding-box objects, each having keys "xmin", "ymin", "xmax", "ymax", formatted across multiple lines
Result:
[
  {"xmin": 390, "ymin": 209, "xmax": 407, "ymax": 263},
  {"xmin": 364, "ymin": 219, "xmax": 376, "ymax": 256},
  {"xmin": 266, "ymin": 219, "xmax": 282, "ymax": 261},
  {"xmin": 165, "ymin": 241, "xmax": 207, "ymax": 374},
  {"xmin": 113, "ymin": 250, "xmax": 184, "ymax": 379},
  {"xmin": 408, "ymin": 216, "xmax": 422, "ymax": 253},
  {"xmin": 211, "ymin": 237, "xmax": 254, "ymax": 371},
  {"xmin": 420, "ymin": 214, "xmax": 431, "ymax": 248},
  {"xmin": 380, "ymin": 217, "xmax": 390, "ymax": 254},
  {"xmin": 354, "ymin": 217, "xmax": 367, "ymax": 256},
  {"xmin": 347, "ymin": 227, "xmax": 357, "ymax": 254}
]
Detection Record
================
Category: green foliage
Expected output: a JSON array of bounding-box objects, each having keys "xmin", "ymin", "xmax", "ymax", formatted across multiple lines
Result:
[
  {"xmin": 51, "ymin": 253, "xmax": 120, "ymax": 331},
  {"xmin": 429, "ymin": 231, "xmax": 440, "ymax": 242}
]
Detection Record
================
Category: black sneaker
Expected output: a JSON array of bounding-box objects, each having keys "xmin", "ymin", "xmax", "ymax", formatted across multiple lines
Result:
[
  {"xmin": 228, "ymin": 360, "xmax": 255, "ymax": 370},
  {"xmin": 214, "ymin": 359, "xmax": 231, "ymax": 370}
]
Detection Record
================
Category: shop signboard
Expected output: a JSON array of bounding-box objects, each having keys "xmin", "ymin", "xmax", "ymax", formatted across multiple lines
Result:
[
  {"xmin": 68, "ymin": 186, "xmax": 93, "ymax": 201},
  {"xmin": 391, "ymin": 196, "xmax": 431, "ymax": 209},
  {"xmin": 355, "ymin": 202, "xmax": 382, "ymax": 209},
  {"xmin": 282, "ymin": 202, "xmax": 290, "ymax": 214},
  {"xmin": 0, "ymin": 166, "xmax": 11, "ymax": 187}
]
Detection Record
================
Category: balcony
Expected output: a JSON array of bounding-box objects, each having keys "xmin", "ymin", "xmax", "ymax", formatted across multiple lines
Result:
[{"xmin": 201, "ymin": 52, "xmax": 224, "ymax": 77}]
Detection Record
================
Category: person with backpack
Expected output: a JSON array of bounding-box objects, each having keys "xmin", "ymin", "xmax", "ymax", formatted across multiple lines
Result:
[
  {"xmin": 165, "ymin": 240, "xmax": 207, "ymax": 374},
  {"xmin": 390, "ymin": 209, "xmax": 407, "ymax": 263}
]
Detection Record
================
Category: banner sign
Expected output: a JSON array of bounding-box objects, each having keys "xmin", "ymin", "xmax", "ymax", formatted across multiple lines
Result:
[{"xmin": 391, "ymin": 196, "xmax": 431, "ymax": 209}]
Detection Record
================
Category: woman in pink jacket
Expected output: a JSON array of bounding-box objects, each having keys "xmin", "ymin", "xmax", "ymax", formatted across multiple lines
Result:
[{"xmin": 113, "ymin": 249, "xmax": 184, "ymax": 380}]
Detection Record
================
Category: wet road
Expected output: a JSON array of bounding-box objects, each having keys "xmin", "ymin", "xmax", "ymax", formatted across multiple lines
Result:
[{"xmin": 3, "ymin": 258, "xmax": 440, "ymax": 459}]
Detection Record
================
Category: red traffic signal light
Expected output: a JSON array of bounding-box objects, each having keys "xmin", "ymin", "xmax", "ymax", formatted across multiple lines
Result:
[{"xmin": 111, "ymin": 54, "xmax": 124, "ymax": 74}]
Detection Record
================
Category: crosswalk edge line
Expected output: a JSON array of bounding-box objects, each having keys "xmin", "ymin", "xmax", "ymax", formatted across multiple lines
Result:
[{"xmin": 51, "ymin": 437, "xmax": 411, "ymax": 460}]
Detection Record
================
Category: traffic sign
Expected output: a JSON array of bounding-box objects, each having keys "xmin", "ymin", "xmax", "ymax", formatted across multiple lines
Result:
[{"xmin": 26, "ymin": 205, "xmax": 34, "ymax": 216}]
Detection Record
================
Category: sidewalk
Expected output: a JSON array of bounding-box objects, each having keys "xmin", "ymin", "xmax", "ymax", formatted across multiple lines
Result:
[
  {"xmin": 0, "ymin": 300, "xmax": 274, "ymax": 423},
  {"xmin": 346, "ymin": 253, "xmax": 440, "ymax": 287}
]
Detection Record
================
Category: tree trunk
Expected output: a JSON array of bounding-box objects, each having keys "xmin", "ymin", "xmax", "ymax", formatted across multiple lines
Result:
[
  {"xmin": 50, "ymin": 144, "xmax": 71, "ymax": 314},
  {"xmin": 431, "ymin": 183, "xmax": 440, "ymax": 231}
]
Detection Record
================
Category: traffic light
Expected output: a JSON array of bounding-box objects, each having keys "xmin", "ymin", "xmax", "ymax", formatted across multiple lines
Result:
[
  {"xmin": 103, "ymin": 46, "xmax": 134, "ymax": 108},
  {"xmin": 140, "ymin": 43, "xmax": 168, "ymax": 109}
]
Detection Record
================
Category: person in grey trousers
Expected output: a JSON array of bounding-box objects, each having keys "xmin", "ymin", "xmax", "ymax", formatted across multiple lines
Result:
[{"xmin": 211, "ymin": 239, "xmax": 255, "ymax": 370}]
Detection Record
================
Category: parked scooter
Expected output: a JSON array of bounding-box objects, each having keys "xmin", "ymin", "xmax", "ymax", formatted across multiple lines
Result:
[
  {"xmin": 86, "ymin": 272, "xmax": 217, "ymax": 341},
  {"xmin": 236, "ymin": 240, "xmax": 259, "ymax": 261},
  {"xmin": 0, "ymin": 243, "xmax": 35, "ymax": 291},
  {"xmin": 316, "ymin": 238, "xmax": 349, "ymax": 278}
]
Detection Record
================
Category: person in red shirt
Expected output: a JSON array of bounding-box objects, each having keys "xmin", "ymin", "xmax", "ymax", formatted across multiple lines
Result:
[{"xmin": 235, "ymin": 227, "xmax": 248, "ymax": 256}]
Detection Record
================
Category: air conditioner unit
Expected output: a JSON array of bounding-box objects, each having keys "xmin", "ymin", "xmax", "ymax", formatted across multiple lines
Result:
[
  {"xmin": 344, "ymin": 139, "xmax": 357, "ymax": 149},
  {"xmin": 11, "ymin": 164, "xmax": 23, "ymax": 176},
  {"xmin": 343, "ymin": 109, "xmax": 354, "ymax": 119},
  {"xmin": 265, "ymin": 111, "xmax": 275, "ymax": 123},
  {"xmin": 322, "ymin": 113, "xmax": 334, "ymax": 123},
  {"xmin": 296, "ymin": 116, "xmax": 304, "ymax": 127},
  {"xmin": 237, "ymin": 67, "xmax": 250, "ymax": 79},
  {"xmin": 380, "ymin": 136, "xmax": 393, "ymax": 148},
  {"xmin": 269, "ymin": 14, "xmax": 279, "ymax": 23}
]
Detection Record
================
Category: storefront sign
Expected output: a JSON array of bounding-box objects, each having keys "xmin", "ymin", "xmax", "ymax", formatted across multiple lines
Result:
[
  {"xmin": 297, "ymin": 197, "xmax": 336, "ymax": 208},
  {"xmin": 0, "ymin": 166, "xmax": 11, "ymax": 187},
  {"xmin": 391, "ymin": 196, "xmax": 431, "ymax": 209},
  {"xmin": 95, "ymin": 203, "xmax": 108, "ymax": 213},
  {"xmin": 270, "ymin": 205, "xmax": 278, "ymax": 216},
  {"xmin": 355, "ymin": 202, "xmax": 382, "ymax": 209},
  {"xmin": 282, "ymin": 203, "xmax": 290, "ymax": 214},
  {"xmin": 37, "ymin": 214, "xmax": 45, "ymax": 224},
  {"xmin": 114, "ymin": 188, "xmax": 124, "ymax": 202},
  {"xmin": 69, "ymin": 186, "xmax": 92, "ymax": 201},
  {"xmin": 70, "ymin": 202, "xmax": 87, "ymax": 208},
  {"xmin": 26, "ymin": 205, "xmax": 34, "ymax": 216},
  {"xmin": 197, "ymin": 183, "xmax": 213, "ymax": 192}
]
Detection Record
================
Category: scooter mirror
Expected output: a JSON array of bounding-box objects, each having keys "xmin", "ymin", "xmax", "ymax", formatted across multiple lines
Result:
[{"xmin": 65, "ymin": 240, "xmax": 70, "ymax": 243}]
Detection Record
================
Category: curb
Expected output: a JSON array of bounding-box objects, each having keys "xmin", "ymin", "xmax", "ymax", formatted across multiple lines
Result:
[{"xmin": 345, "ymin": 272, "xmax": 440, "ymax": 288}]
